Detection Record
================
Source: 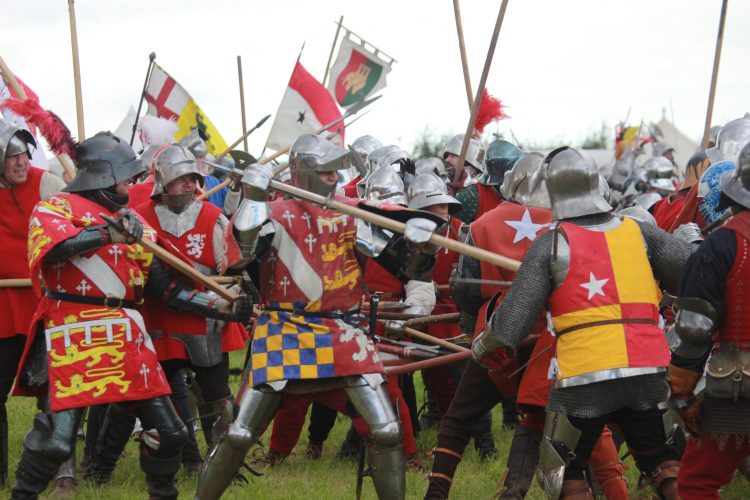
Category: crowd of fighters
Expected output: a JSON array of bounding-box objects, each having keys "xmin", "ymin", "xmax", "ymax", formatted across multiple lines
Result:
[{"xmin": 0, "ymin": 110, "xmax": 749, "ymax": 500}]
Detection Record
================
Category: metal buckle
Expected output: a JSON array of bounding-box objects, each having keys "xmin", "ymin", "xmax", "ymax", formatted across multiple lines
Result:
[{"xmin": 103, "ymin": 295, "xmax": 124, "ymax": 309}]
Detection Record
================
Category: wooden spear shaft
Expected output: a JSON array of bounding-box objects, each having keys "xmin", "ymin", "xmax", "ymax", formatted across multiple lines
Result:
[
  {"xmin": 67, "ymin": 0, "xmax": 85, "ymax": 140},
  {"xmin": 453, "ymin": 0, "xmax": 511, "ymax": 185},
  {"xmin": 452, "ymin": 0, "xmax": 473, "ymax": 110},
  {"xmin": 404, "ymin": 326, "xmax": 468, "ymax": 353},
  {"xmin": 385, "ymin": 350, "xmax": 471, "ymax": 376},
  {"xmin": 268, "ymin": 179, "xmax": 522, "ymax": 271},
  {"xmin": 237, "ymin": 56, "xmax": 249, "ymax": 152},
  {"xmin": 322, "ymin": 15, "xmax": 345, "ymax": 87},
  {"xmin": 0, "ymin": 279, "xmax": 31, "ymax": 288},
  {"xmin": 701, "ymin": 0, "xmax": 729, "ymax": 149},
  {"xmin": 0, "ymin": 56, "xmax": 77, "ymax": 180}
]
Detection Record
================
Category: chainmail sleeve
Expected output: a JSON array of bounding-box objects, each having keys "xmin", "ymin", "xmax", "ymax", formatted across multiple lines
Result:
[
  {"xmin": 637, "ymin": 221, "xmax": 696, "ymax": 293},
  {"xmin": 488, "ymin": 230, "xmax": 553, "ymax": 349}
]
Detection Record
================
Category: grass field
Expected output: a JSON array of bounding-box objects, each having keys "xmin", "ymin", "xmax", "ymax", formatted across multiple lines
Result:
[{"xmin": 2, "ymin": 351, "xmax": 748, "ymax": 499}]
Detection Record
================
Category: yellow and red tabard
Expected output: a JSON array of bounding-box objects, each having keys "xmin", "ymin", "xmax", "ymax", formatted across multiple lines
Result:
[
  {"xmin": 548, "ymin": 217, "xmax": 669, "ymax": 386},
  {"xmin": 18, "ymin": 193, "xmax": 170, "ymax": 411}
]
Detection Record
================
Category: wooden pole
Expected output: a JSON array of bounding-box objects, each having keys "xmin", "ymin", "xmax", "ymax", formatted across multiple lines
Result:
[
  {"xmin": 403, "ymin": 326, "xmax": 468, "ymax": 353},
  {"xmin": 237, "ymin": 56, "xmax": 249, "ymax": 152},
  {"xmin": 701, "ymin": 0, "xmax": 729, "ymax": 149},
  {"xmin": 404, "ymin": 312, "xmax": 460, "ymax": 328},
  {"xmin": 453, "ymin": 0, "xmax": 511, "ymax": 185},
  {"xmin": 130, "ymin": 52, "xmax": 156, "ymax": 146},
  {"xmin": 385, "ymin": 351, "xmax": 471, "ymax": 376},
  {"xmin": 67, "ymin": 0, "xmax": 85, "ymax": 140},
  {"xmin": 0, "ymin": 279, "xmax": 31, "ymax": 288},
  {"xmin": 0, "ymin": 56, "xmax": 77, "ymax": 180},
  {"xmin": 268, "ymin": 179, "xmax": 522, "ymax": 271},
  {"xmin": 452, "ymin": 0, "xmax": 474, "ymax": 110},
  {"xmin": 322, "ymin": 16, "xmax": 345, "ymax": 87}
]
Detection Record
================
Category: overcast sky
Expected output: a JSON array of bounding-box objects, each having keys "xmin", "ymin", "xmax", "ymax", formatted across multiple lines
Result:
[{"xmin": 4, "ymin": 0, "xmax": 749, "ymax": 157}]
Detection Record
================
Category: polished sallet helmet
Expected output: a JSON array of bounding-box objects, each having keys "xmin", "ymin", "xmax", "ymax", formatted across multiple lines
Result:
[
  {"xmin": 151, "ymin": 144, "xmax": 204, "ymax": 211},
  {"xmin": 289, "ymin": 134, "xmax": 350, "ymax": 197},
  {"xmin": 407, "ymin": 173, "xmax": 461, "ymax": 214},
  {"xmin": 542, "ymin": 146, "xmax": 611, "ymax": 220}
]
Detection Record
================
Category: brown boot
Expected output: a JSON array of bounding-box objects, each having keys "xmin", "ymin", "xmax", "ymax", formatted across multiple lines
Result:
[
  {"xmin": 560, "ymin": 479, "xmax": 594, "ymax": 499},
  {"xmin": 250, "ymin": 449, "xmax": 286, "ymax": 468},
  {"xmin": 651, "ymin": 460, "xmax": 680, "ymax": 500},
  {"xmin": 49, "ymin": 477, "xmax": 77, "ymax": 498},
  {"xmin": 305, "ymin": 441, "xmax": 323, "ymax": 460}
]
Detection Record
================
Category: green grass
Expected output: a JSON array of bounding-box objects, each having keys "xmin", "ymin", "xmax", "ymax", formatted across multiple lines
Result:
[{"xmin": 2, "ymin": 350, "xmax": 749, "ymax": 499}]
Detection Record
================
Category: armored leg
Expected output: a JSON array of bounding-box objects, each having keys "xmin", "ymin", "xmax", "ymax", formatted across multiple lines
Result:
[
  {"xmin": 499, "ymin": 423, "xmax": 541, "ymax": 499},
  {"xmin": 51, "ymin": 454, "xmax": 77, "ymax": 498},
  {"xmin": 198, "ymin": 397, "xmax": 234, "ymax": 448},
  {"xmin": 345, "ymin": 376, "xmax": 405, "ymax": 500},
  {"xmin": 194, "ymin": 385, "xmax": 281, "ymax": 500},
  {"xmin": 12, "ymin": 408, "xmax": 84, "ymax": 500},
  {"xmin": 85, "ymin": 403, "xmax": 135, "ymax": 484},
  {"xmin": 135, "ymin": 396, "xmax": 189, "ymax": 500}
]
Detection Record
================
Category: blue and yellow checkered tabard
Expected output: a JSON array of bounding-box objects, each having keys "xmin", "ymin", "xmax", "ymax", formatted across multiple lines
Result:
[{"xmin": 248, "ymin": 302, "xmax": 336, "ymax": 387}]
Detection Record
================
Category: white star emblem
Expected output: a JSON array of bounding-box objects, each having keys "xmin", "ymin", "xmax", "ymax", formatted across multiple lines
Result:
[
  {"xmin": 580, "ymin": 272, "xmax": 608, "ymax": 300},
  {"xmin": 504, "ymin": 209, "xmax": 549, "ymax": 244}
]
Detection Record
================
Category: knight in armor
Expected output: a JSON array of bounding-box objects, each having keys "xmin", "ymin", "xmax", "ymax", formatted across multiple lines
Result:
[
  {"xmin": 343, "ymin": 135, "xmax": 383, "ymax": 198},
  {"xmin": 651, "ymin": 151, "xmax": 710, "ymax": 231},
  {"xmin": 668, "ymin": 142, "xmax": 750, "ymax": 498},
  {"xmin": 0, "ymin": 122, "xmax": 66, "ymax": 486},
  {"xmin": 471, "ymin": 147, "xmax": 695, "ymax": 499},
  {"xmin": 443, "ymin": 134, "xmax": 487, "ymax": 194},
  {"xmin": 195, "ymin": 134, "xmax": 440, "ymax": 499},
  {"xmin": 366, "ymin": 144, "xmax": 417, "ymax": 190},
  {"xmin": 178, "ymin": 130, "xmax": 240, "ymax": 214},
  {"xmin": 82, "ymin": 143, "xmax": 251, "ymax": 483},
  {"xmin": 453, "ymin": 139, "xmax": 521, "ymax": 224},
  {"xmin": 255, "ymin": 164, "xmax": 423, "ymax": 469},
  {"xmin": 668, "ymin": 116, "xmax": 750, "ymax": 232},
  {"xmin": 425, "ymin": 154, "xmax": 627, "ymax": 499},
  {"xmin": 12, "ymin": 132, "xmax": 251, "ymax": 500}
]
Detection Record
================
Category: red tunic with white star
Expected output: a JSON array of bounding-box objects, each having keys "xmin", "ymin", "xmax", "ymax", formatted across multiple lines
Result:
[
  {"xmin": 470, "ymin": 201, "xmax": 552, "ymax": 397},
  {"xmin": 18, "ymin": 194, "xmax": 170, "ymax": 411}
]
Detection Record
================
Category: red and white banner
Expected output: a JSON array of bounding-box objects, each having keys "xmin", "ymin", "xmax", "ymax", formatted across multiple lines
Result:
[{"xmin": 265, "ymin": 62, "xmax": 344, "ymax": 151}]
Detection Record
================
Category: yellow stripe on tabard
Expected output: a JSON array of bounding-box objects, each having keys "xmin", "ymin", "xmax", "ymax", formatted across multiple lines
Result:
[
  {"xmin": 556, "ymin": 322, "xmax": 629, "ymax": 379},
  {"xmin": 605, "ymin": 218, "xmax": 661, "ymax": 305},
  {"xmin": 551, "ymin": 304, "xmax": 622, "ymax": 333}
]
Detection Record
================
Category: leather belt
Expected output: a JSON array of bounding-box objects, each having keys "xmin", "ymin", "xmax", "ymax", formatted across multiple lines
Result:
[{"xmin": 45, "ymin": 289, "xmax": 138, "ymax": 309}]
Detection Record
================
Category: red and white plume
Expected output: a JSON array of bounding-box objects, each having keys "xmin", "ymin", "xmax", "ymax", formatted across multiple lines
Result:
[
  {"xmin": 475, "ymin": 89, "xmax": 508, "ymax": 134},
  {"xmin": 0, "ymin": 97, "xmax": 77, "ymax": 160},
  {"xmin": 137, "ymin": 115, "xmax": 178, "ymax": 148}
]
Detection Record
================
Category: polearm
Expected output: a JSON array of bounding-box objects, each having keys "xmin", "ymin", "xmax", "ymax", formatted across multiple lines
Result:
[
  {"xmin": 130, "ymin": 53, "xmax": 157, "ymax": 146},
  {"xmin": 213, "ymin": 113, "xmax": 271, "ymax": 163},
  {"xmin": 385, "ymin": 351, "xmax": 471, "ymax": 376},
  {"xmin": 267, "ymin": 179, "xmax": 522, "ymax": 272},
  {"xmin": 701, "ymin": 0, "xmax": 729, "ymax": 149},
  {"xmin": 0, "ymin": 279, "xmax": 31, "ymax": 288},
  {"xmin": 100, "ymin": 214, "xmax": 235, "ymax": 302},
  {"xmin": 452, "ymin": 0, "xmax": 473, "ymax": 110},
  {"xmin": 452, "ymin": 0, "xmax": 511, "ymax": 186},
  {"xmin": 322, "ymin": 15, "xmax": 345, "ymax": 87},
  {"xmin": 0, "ymin": 56, "xmax": 77, "ymax": 180},
  {"xmin": 237, "ymin": 55, "xmax": 249, "ymax": 152},
  {"xmin": 67, "ymin": 0, "xmax": 85, "ymax": 140}
]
